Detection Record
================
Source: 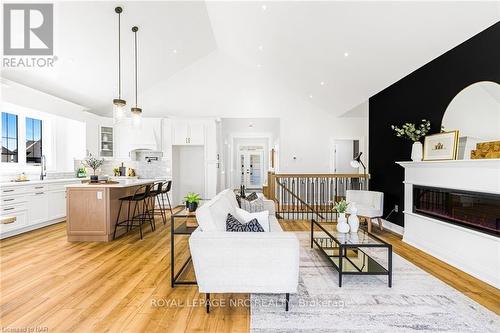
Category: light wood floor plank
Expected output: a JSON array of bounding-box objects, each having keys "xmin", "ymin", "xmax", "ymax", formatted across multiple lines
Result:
[{"xmin": 1, "ymin": 216, "xmax": 498, "ymax": 333}]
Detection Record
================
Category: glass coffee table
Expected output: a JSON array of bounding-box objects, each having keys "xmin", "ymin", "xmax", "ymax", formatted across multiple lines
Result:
[{"xmin": 311, "ymin": 219, "xmax": 392, "ymax": 287}]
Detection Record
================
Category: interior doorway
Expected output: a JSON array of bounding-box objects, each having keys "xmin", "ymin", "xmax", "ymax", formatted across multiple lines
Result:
[
  {"xmin": 239, "ymin": 147, "xmax": 264, "ymax": 190},
  {"xmin": 331, "ymin": 139, "xmax": 360, "ymax": 173}
]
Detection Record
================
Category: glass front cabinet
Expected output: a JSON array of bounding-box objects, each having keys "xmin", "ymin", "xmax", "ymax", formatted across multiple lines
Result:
[{"xmin": 99, "ymin": 126, "xmax": 114, "ymax": 158}]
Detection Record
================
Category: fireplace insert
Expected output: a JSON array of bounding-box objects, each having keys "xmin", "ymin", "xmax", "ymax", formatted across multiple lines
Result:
[{"xmin": 413, "ymin": 185, "xmax": 500, "ymax": 237}]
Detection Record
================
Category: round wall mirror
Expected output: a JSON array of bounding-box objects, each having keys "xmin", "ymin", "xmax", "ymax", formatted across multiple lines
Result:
[{"xmin": 442, "ymin": 81, "xmax": 500, "ymax": 141}]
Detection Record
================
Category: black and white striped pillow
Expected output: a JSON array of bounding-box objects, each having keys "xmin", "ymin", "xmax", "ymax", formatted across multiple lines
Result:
[{"xmin": 226, "ymin": 213, "xmax": 264, "ymax": 232}]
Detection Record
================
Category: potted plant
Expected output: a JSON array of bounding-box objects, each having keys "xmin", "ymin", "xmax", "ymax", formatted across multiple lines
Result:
[
  {"xmin": 184, "ymin": 192, "xmax": 201, "ymax": 212},
  {"xmin": 82, "ymin": 154, "xmax": 104, "ymax": 183},
  {"xmin": 333, "ymin": 199, "xmax": 350, "ymax": 233},
  {"xmin": 391, "ymin": 119, "xmax": 431, "ymax": 161}
]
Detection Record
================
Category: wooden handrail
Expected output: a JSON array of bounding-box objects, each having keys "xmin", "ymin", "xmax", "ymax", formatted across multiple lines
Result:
[{"xmin": 274, "ymin": 173, "xmax": 370, "ymax": 178}]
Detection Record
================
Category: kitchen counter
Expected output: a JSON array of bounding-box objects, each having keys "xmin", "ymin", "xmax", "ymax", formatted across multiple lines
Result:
[
  {"xmin": 65, "ymin": 178, "xmax": 157, "ymax": 188},
  {"xmin": 0, "ymin": 178, "xmax": 84, "ymax": 188},
  {"xmin": 65, "ymin": 178, "xmax": 168, "ymax": 242}
]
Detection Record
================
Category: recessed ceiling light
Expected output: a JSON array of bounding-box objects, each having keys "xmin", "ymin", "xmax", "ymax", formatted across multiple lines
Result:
[
  {"xmin": 309, "ymin": 94, "xmax": 313, "ymax": 99},
  {"xmin": 249, "ymin": 122, "xmax": 254, "ymax": 128},
  {"xmin": 257, "ymin": 64, "xmax": 262, "ymax": 68},
  {"xmin": 261, "ymin": 4, "xmax": 267, "ymax": 11},
  {"xmin": 344, "ymin": 52, "xmax": 349, "ymax": 57},
  {"xmin": 320, "ymin": 81, "xmax": 325, "ymax": 86},
  {"xmin": 172, "ymin": 49, "xmax": 178, "ymax": 54},
  {"xmin": 258, "ymin": 45, "xmax": 263, "ymax": 51}
]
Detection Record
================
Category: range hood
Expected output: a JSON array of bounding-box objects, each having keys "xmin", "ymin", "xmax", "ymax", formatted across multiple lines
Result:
[{"xmin": 129, "ymin": 149, "xmax": 163, "ymax": 161}]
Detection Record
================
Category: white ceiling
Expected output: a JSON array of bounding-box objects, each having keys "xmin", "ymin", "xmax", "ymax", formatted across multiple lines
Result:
[{"xmin": 2, "ymin": 1, "xmax": 499, "ymax": 118}]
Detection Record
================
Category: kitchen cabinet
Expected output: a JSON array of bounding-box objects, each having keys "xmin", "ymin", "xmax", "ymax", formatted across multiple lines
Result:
[
  {"xmin": 48, "ymin": 190, "xmax": 66, "ymax": 220},
  {"xmin": 0, "ymin": 179, "xmax": 79, "ymax": 239},
  {"xmin": 172, "ymin": 119, "xmax": 205, "ymax": 145},
  {"xmin": 28, "ymin": 192, "xmax": 49, "ymax": 225},
  {"xmin": 99, "ymin": 126, "xmax": 114, "ymax": 158}
]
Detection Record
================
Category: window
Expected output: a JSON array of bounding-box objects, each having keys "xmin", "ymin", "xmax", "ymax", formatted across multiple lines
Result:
[
  {"xmin": 26, "ymin": 117, "xmax": 43, "ymax": 164},
  {"xmin": 1, "ymin": 112, "xmax": 18, "ymax": 163}
]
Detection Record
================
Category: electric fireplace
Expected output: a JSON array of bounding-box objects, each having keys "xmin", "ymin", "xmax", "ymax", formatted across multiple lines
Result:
[{"xmin": 413, "ymin": 185, "xmax": 500, "ymax": 237}]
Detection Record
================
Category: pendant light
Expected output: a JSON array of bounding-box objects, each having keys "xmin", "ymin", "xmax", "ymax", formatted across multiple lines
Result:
[
  {"xmin": 113, "ymin": 7, "xmax": 126, "ymax": 123},
  {"xmin": 131, "ymin": 26, "xmax": 142, "ymax": 128}
]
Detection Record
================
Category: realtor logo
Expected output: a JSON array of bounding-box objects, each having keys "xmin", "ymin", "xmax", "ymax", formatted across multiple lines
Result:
[{"xmin": 3, "ymin": 3, "xmax": 53, "ymax": 55}]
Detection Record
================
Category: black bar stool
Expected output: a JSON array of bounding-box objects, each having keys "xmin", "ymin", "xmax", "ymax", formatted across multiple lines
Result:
[
  {"xmin": 159, "ymin": 180, "xmax": 173, "ymax": 218},
  {"xmin": 149, "ymin": 181, "xmax": 165, "ymax": 226},
  {"xmin": 113, "ymin": 184, "xmax": 154, "ymax": 240}
]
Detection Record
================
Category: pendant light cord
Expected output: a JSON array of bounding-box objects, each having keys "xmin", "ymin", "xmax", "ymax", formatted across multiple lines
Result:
[
  {"xmin": 118, "ymin": 12, "xmax": 122, "ymax": 100},
  {"xmin": 134, "ymin": 28, "xmax": 138, "ymax": 108}
]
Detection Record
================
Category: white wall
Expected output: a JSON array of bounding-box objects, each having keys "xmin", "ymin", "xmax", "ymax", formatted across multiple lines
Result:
[{"xmin": 172, "ymin": 145, "xmax": 205, "ymax": 205}]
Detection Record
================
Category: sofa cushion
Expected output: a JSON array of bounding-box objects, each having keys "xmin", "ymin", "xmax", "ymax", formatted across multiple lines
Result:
[
  {"xmin": 219, "ymin": 189, "xmax": 240, "ymax": 209},
  {"xmin": 235, "ymin": 208, "xmax": 270, "ymax": 232},
  {"xmin": 226, "ymin": 213, "xmax": 264, "ymax": 232},
  {"xmin": 240, "ymin": 197, "xmax": 265, "ymax": 213},
  {"xmin": 196, "ymin": 192, "xmax": 236, "ymax": 232}
]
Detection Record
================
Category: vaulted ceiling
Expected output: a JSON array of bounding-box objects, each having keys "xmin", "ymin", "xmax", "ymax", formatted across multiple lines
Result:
[{"xmin": 2, "ymin": 1, "xmax": 499, "ymax": 118}]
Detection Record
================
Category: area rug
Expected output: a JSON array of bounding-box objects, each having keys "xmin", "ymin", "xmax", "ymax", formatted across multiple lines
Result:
[{"xmin": 250, "ymin": 232, "xmax": 499, "ymax": 332}]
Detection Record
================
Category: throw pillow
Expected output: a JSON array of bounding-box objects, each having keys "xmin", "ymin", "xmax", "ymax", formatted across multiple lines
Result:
[
  {"xmin": 226, "ymin": 213, "xmax": 264, "ymax": 232},
  {"xmin": 235, "ymin": 208, "xmax": 270, "ymax": 232},
  {"xmin": 240, "ymin": 197, "xmax": 265, "ymax": 213},
  {"xmin": 245, "ymin": 192, "xmax": 258, "ymax": 201}
]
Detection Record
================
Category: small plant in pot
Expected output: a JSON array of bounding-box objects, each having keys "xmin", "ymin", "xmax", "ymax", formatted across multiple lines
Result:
[
  {"xmin": 333, "ymin": 199, "xmax": 350, "ymax": 233},
  {"xmin": 82, "ymin": 154, "xmax": 104, "ymax": 183},
  {"xmin": 184, "ymin": 192, "xmax": 201, "ymax": 212}
]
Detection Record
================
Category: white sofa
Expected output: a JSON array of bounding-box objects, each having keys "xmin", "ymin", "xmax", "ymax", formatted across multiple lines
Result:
[
  {"xmin": 346, "ymin": 190, "xmax": 384, "ymax": 233},
  {"xmin": 189, "ymin": 189, "xmax": 300, "ymax": 312}
]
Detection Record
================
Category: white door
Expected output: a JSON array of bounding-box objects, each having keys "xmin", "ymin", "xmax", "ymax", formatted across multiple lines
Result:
[{"xmin": 240, "ymin": 151, "xmax": 264, "ymax": 189}]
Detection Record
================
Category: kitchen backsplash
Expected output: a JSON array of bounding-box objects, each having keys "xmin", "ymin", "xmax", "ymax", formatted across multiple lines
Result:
[{"xmin": 74, "ymin": 159, "xmax": 170, "ymax": 179}]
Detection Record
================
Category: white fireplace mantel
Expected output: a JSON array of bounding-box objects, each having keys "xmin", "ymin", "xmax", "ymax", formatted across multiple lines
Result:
[{"xmin": 397, "ymin": 159, "xmax": 500, "ymax": 288}]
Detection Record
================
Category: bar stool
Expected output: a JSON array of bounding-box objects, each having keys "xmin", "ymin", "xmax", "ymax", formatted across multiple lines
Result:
[
  {"xmin": 148, "ymin": 181, "xmax": 165, "ymax": 226},
  {"xmin": 113, "ymin": 184, "xmax": 154, "ymax": 240},
  {"xmin": 159, "ymin": 180, "xmax": 173, "ymax": 218}
]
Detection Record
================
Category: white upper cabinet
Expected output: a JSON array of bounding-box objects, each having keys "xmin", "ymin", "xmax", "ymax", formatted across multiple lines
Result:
[
  {"xmin": 189, "ymin": 121, "xmax": 205, "ymax": 145},
  {"xmin": 172, "ymin": 119, "xmax": 205, "ymax": 145}
]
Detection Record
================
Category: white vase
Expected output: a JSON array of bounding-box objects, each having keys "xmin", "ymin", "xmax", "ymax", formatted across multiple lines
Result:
[
  {"xmin": 348, "ymin": 203, "xmax": 360, "ymax": 233},
  {"xmin": 336, "ymin": 213, "xmax": 350, "ymax": 233},
  {"xmin": 411, "ymin": 141, "xmax": 423, "ymax": 161}
]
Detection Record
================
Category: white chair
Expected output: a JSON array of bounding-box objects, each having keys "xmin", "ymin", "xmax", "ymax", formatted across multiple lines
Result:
[{"xmin": 346, "ymin": 190, "xmax": 384, "ymax": 233}]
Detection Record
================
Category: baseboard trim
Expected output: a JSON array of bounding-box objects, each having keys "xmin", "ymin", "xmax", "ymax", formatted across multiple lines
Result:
[{"xmin": 380, "ymin": 219, "xmax": 404, "ymax": 235}]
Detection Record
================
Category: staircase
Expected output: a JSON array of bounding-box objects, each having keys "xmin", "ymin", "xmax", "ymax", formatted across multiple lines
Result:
[{"xmin": 265, "ymin": 171, "xmax": 369, "ymax": 221}]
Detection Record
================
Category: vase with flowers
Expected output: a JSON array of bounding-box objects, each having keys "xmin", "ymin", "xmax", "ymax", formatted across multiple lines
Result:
[
  {"xmin": 334, "ymin": 199, "xmax": 350, "ymax": 233},
  {"xmin": 82, "ymin": 154, "xmax": 104, "ymax": 182},
  {"xmin": 391, "ymin": 119, "xmax": 431, "ymax": 161}
]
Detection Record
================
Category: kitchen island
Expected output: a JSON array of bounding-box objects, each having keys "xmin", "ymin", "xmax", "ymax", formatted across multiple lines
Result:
[{"xmin": 65, "ymin": 179, "xmax": 159, "ymax": 242}]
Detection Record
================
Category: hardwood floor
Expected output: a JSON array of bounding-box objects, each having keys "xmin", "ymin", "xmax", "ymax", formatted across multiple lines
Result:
[{"xmin": 1, "ymin": 217, "xmax": 498, "ymax": 332}]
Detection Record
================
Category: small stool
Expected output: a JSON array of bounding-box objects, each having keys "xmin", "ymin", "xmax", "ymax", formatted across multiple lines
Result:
[{"xmin": 113, "ymin": 184, "xmax": 154, "ymax": 240}]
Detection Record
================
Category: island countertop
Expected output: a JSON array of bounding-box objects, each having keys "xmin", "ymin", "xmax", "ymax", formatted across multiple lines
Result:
[{"xmin": 65, "ymin": 178, "xmax": 169, "ymax": 188}]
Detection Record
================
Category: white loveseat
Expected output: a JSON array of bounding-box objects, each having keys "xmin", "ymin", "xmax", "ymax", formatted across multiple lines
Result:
[{"xmin": 189, "ymin": 189, "xmax": 300, "ymax": 312}]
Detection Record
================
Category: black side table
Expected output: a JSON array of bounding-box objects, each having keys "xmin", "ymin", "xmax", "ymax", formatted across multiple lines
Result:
[{"xmin": 170, "ymin": 208, "xmax": 198, "ymax": 287}]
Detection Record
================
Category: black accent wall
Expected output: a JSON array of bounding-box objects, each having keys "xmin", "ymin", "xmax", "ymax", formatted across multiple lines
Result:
[{"xmin": 368, "ymin": 21, "xmax": 500, "ymax": 227}]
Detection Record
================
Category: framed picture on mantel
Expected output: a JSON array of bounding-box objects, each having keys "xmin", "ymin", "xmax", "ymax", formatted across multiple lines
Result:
[{"xmin": 423, "ymin": 131, "xmax": 459, "ymax": 161}]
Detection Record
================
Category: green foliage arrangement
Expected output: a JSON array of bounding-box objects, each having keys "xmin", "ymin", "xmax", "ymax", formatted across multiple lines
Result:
[
  {"xmin": 391, "ymin": 119, "xmax": 431, "ymax": 142},
  {"xmin": 184, "ymin": 192, "xmax": 201, "ymax": 204},
  {"xmin": 81, "ymin": 154, "xmax": 104, "ymax": 175},
  {"xmin": 334, "ymin": 200, "xmax": 349, "ymax": 214}
]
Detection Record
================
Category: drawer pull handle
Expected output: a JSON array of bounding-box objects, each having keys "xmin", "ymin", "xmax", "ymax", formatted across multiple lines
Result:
[
  {"xmin": 35, "ymin": 192, "xmax": 45, "ymax": 195},
  {"xmin": 3, "ymin": 198, "xmax": 14, "ymax": 202},
  {"xmin": 1, "ymin": 217, "xmax": 16, "ymax": 224},
  {"xmin": 35, "ymin": 186, "xmax": 44, "ymax": 189},
  {"xmin": 3, "ymin": 190, "xmax": 14, "ymax": 192},
  {"xmin": 3, "ymin": 207, "xmax": 15, "ymax": 211}
]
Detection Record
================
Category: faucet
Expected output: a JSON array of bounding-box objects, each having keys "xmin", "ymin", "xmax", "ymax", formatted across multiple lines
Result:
[{"xmin": 40, "ymin": 155, "xmax": 47, "ymax": 180}]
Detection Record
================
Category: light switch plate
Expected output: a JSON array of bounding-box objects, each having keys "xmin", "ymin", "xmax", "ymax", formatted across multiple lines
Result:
[{"xmin": 97, "ymin": 191, "xmax": 103, "ymax": 200}]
